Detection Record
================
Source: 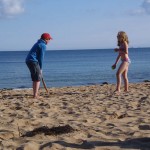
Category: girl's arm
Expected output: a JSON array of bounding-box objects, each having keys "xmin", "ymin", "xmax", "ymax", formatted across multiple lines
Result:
[
  {"xmin": 121, "ymin": 41, "xmax": 128, "ymax": 54},
  {"xmin": 114, "ymin": 54, "xmax": 121, "ymax": 65},
  {"xmin": 124, "ymin": 41, "xmax": 128, "ymax": 54},
  {"xmin": 112, "ymin": 54, "xmax": 121, "ymax": 69}
]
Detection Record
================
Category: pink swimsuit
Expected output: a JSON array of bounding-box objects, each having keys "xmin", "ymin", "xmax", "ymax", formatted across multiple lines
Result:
[{"xmin": 119, "ymin": 45, "xmax": 131, "ymax": 63}]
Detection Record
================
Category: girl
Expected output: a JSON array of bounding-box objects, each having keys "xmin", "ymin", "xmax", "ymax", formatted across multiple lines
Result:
[{"xmin": 112, "ymin": 31, "xmax": 131, "ymax": 93}]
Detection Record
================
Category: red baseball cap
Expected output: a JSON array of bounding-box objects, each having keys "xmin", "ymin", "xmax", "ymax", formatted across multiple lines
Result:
[{"xmin": 41, "ymin": 33, "xmax": 53, "ymax": 40}]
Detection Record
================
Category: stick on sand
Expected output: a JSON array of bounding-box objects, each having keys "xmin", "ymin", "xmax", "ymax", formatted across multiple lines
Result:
[{"xmin": 42, "ymin": 77, "xmax": 49, "ymax": 93}]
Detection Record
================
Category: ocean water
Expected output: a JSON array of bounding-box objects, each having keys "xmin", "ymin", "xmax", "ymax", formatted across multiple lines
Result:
[{"xmin": 0, "ymin": 48, "xmax": 150, "ymax": 89}]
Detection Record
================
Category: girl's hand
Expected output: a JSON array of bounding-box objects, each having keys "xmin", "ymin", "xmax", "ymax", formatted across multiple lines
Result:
[
  {"xmin": 111, "ymin": 64, "xmax": 116, "ymax": 70},
  {"xmin": 114, "ymin": 48, "xmax": 119, "ymax": 52}
]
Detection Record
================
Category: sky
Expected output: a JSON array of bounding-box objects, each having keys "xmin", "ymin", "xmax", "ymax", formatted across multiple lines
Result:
[{"xmin": 0, "ymin": 0, "xmax": 150, "ymax": 51}]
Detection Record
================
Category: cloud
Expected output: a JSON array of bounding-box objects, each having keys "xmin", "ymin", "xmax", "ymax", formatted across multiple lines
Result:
[
  {"xmin": 129, "ymin": 0, "xmax": 150, "ymax": 15},
  {"xmin": 129, "ymin": 9, "xmax": 145, "ymax": 16},
  {"xmin": 0, "ymin": 0, "xmax": 25, "ymax": 18},
  {"xmin": 142, "ymin": 0, "xmax": 150, "ymax": 14}
]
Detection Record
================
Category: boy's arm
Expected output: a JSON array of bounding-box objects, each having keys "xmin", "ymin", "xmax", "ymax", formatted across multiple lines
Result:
[
  {"xmin": 38, "ymin": 50, "xmax": 44, "ymax": 69},
  {"xmin": 38, "ymin": 44, "xmax": 46, "ymax": 69}
]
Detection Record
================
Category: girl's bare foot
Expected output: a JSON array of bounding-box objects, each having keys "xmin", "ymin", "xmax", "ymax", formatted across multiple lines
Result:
[
  {"xmin": 113, "ymin": 90, "xmax": 120, "ymax": 95},
  {"xmin": 33, "ymin": 95, "xmax": 42, "ymax": 99},
  {"xmin": 124, "ymin": 90, "xmax": 129, "ymax": 92}
]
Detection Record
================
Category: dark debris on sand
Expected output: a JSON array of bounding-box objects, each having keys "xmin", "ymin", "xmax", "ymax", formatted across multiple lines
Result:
[{"xmin": 22, "ymin": 124, "xmax": 75, "ymax": 137}]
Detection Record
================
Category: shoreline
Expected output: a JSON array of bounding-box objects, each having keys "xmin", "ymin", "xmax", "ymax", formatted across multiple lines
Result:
[
  {"xmin": 0, "ymin": 82, "xmax": 150, "ymax": 149},
  {"xmin": 0, "ymin": 80, "xmax": 150, "ymax": 91}
]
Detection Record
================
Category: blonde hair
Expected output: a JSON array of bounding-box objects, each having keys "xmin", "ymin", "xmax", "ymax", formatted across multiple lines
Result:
[{"xmin": 117, "ymin": 31, "xmax": 129, "ymax": 46}]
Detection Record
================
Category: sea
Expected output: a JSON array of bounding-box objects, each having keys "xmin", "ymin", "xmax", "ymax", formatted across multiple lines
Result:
[{"xmin": 0, "ymin": 48, "xmax": 150, "ymax": 89}]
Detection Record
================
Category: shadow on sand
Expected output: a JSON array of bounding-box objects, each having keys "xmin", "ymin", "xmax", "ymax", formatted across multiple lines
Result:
[
  {"xmin": 39, "ymin": 137, "xmax": 150, "ymax": 150},
  {"xmin": 16, "ymin": 124, "xmax": 150, "ymax": 150}
]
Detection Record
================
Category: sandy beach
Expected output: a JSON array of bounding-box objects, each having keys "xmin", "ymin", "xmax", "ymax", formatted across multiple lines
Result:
[{"xmin": 0, "ymin": 82, "xmax": 150, "ymax": 150}]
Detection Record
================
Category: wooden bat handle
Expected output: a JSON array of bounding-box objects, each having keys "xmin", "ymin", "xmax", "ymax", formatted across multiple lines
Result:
[{"xmin": 42, "ymin": 77, "xmax": 49, "ymax": 93}]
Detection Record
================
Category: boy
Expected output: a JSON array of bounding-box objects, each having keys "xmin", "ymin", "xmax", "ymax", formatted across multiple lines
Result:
[{"xmin": 26, "ymin": 33, "xmax": 52, "ymax": 98}]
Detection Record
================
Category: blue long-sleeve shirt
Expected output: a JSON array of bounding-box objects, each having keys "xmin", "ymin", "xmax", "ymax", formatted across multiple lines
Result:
[{"xmin": 26, "ymin": 39, "xmax": 46, "ymax": 69}]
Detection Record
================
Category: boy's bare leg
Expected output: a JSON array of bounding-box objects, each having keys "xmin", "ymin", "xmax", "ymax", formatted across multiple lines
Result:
[{"xmin": 33, "ymin": 81, "xmax": 40, "ymax": 98}]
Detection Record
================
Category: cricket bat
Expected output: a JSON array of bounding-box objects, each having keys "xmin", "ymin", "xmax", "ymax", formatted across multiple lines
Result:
[{"xmin": 42, "ymin": 77, "xmax": 49, "ymax": 93}]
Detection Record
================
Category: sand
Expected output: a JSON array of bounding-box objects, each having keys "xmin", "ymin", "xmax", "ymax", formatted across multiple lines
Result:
[{"xmin": 0, "ymin": 82, "xmax": 150, "ymax": 150}]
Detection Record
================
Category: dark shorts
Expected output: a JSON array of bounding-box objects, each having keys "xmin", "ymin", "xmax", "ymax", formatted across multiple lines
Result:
[{"xmin": 26, "ymin": 61, "xmax": 42, "ymax": 81}]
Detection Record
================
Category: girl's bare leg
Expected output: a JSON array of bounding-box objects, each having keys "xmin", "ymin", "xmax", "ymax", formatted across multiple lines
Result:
[
  {"xmin": 116, "ymin": 62, "xmax": 128, "ymax": 92},
  {"xmin": 33, "ymin": 81, "xmax": 40, "ymax": 98},
  {"xmin": 122, "ymin": 64, "xmax": 129, "ymax": 92}
]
